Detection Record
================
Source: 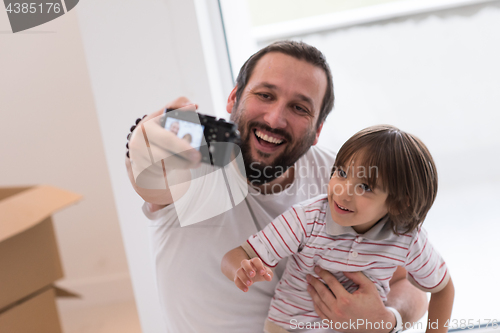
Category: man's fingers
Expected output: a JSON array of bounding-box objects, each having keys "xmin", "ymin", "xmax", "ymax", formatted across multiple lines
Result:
[
  {"xmin": 174, "ymin": 103, "xmax": 198, "ymax": 112},
  {"xmin": 315, "ymin": 266, "xmax": 349, "ymax": 299},
  {"xmin": 307, "ymin": 276, "xmax": 330, "ymax": 317},
  {"xmin": 143, "ymin": 108, "xmax": 164, "ymax": 123},
  {"xmin": 165, "ymin": 96, "xmax": 194, "ymax": 110},
  {"xmin": 312, "ymin": 298, "xmax": 328, "ymax": 321},
  {"xmin": 307, "ymin": 273, "xmax": 332, "ymax": 298},
  {"xmin": 142, "ymin": 114, "xmax": 202, "ymax": 166},
  {"xmin": 343, "ymin": 271, "xmax": 375, "ymax": 291}
]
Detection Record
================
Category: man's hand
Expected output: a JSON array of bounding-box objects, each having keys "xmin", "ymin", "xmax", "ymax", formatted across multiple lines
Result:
[
  {"xmin": 307, "ymin": 267, "xmax": 395, "ymax": 333},
  {"xmin": 125, "ymin": 97, "xmax": 202, "ymax": 207},
  {"xmin": 234, "ymin": 258, "xmax": 273, "ymax": 292}
]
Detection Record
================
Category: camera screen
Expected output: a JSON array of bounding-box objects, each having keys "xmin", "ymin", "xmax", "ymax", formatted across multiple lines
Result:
[{"xmin": 164, "ymin": 117, "xmax": 205, "ymax": 151}]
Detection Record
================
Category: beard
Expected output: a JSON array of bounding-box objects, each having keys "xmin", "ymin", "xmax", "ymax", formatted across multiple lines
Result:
[{"xmin": 231, "ymin": 103, "xmax": 317, "ymax": 186}]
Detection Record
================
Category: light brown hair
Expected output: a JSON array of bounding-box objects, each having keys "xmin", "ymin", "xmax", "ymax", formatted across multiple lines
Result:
[
  {"xmin": 333, "ymin": 125, "xmax": 438, "ymax": 234},
  {"xmin": 234, "ymin": 40, "xmax": 334, "ymax": 129}
]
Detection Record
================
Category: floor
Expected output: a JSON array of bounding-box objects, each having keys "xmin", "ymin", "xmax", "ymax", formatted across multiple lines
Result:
[{"xmin": 57, "ymin": 299, "xmax": 142, "ymax": 333}]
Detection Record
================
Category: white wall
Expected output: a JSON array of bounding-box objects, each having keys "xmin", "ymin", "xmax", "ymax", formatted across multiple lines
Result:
[
  {"xmin": 75, "ymin": 0, "xmax": 232, "ymax": 332},
  {"xmin": 0, "ymin": 4, "xmax": 134, "ymax": 313}
]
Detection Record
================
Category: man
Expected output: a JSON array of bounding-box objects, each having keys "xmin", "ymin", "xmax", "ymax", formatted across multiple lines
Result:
[
  {"xmin": 168, "ymin": 121, "xmax": 180, "ymax": 136},
  {"xmin": 126, "ymin": 41, "xmax": 427, "ymax": 332}
]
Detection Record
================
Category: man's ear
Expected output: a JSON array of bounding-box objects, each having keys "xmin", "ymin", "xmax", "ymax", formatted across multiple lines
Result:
[
  {"xmin": 226, "ymin": 86, "xmax": 238, "ymax": 115},
  {"xmin": 312, "ymin": 122, "xmax": 324, "ymax": 146}
]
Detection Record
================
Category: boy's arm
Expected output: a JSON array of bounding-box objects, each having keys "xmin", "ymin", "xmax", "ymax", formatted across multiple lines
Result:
[
  {"xmin": 426, "ymin": 278, "xmax": 455, "ymax": 333},
  {"xmin": 221, "ymin": 246, "xmax": 273, "ymax": 292},
  {"xmin": 221, "ymin": 246, "xmax": 250, "ymax": 281}
]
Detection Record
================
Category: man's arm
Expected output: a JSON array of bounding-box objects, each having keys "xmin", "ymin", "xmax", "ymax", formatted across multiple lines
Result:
[
  {"xmin": 125, "ymin": 97, "xmax": 201, "ymax": 208},
  {"xmin": 307, "ymin": 266, "xmax": 427, "ymax": 333},
  {"xmin": 385, "ymin": 266, "xmax": 428, "ymax": 326}
]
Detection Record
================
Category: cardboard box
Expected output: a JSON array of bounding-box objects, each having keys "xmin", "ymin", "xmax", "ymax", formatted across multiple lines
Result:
[
  {"xmin": 0, "ymin": 286, "xmax": 67, "ymax": 333},
  {"xmin": 0, "ymin": 185, "xmax": 81, "ymax": 331}
]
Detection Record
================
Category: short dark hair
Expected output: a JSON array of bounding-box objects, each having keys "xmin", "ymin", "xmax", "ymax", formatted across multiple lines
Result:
[
  {"xmin": 234, "ymin": 40, "xmax": 334, "ymax": 129},
  {"xmin": 333, "ymin": 125, "xmax": 438, "ymax": 234}
]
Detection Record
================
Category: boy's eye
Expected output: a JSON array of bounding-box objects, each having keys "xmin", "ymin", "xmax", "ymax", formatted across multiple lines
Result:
[
  {"xmin": 360, "ymin": 183, "xmax": 372, "ymax": 192},
  {"xmin": 337, "ymin": 169, "xmax": 347, "ymax": 178}
]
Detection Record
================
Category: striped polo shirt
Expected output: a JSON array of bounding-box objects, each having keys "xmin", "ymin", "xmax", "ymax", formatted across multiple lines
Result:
[{"xmin": 242, "ymin": 194, "xmax": 449, "ymax": 331}]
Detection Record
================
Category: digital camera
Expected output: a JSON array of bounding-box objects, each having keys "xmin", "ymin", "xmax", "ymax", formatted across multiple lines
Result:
[{"xmin": 161, "ymin": 109, "xmax": 240, "ymax": 167}]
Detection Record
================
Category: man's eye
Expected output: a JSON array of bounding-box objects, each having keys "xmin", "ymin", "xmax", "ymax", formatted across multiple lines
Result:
[
  {"xmin": 360, "ymin": 183, "xmax": 372, "ymax": 192},
  {"xmin": 258, "ymin": 93, "xmax": 271, "ymax": 99},
  {"xmin": 294, "ymin": 105, "xmax": 308, "ymax": 113}
]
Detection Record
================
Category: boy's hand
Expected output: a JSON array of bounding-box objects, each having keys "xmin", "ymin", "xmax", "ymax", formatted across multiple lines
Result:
[{"xmin": 234, "ymin": 258, "xmax": 273, "ymax": 292}]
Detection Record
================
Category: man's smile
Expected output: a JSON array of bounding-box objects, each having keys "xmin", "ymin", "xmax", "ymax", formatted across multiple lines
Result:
[
  {"xmin": 254, "ymin": 129, "xmax": 284, "ymax": 145},
  {"xmin": 251, "ymin": 127, "xmax": 288, "ymax": 154}
]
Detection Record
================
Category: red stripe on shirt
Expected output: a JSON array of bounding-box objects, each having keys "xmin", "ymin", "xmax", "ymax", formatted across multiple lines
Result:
[
  {"xmin": 246, "ymin": 240, "xmax": 278, "ymax": 267},
  {"xmin": 408, "ymin": 269, "xmax": 448, "ymax": 290},
  {"xmin": 357, "ymin": 252, "xmax": 405, "ymax": 264},
  {"xmin": 282, "ymin": 215, "xmax": 300, "ymax": 243},
  {"xmin": 295, "ymin": 254, "xmax": 313, "ymax": 268},
  {"xmin": 272, "ymin": 222, "xmax": 295, "ymax": 255},
  {"xmin": 276, "ymin": 287, "xmax": 313, "ymax": 302},
  {"xmin": 262, "ymin": 230, "xmax": 283, "ymax": 260},
  {"xmin": 361, "ymin": 242, "xmax": 409, "ymax": 250},
  {"xmin": 292, "ymin": 256, "xmax": 303, "ymax": 271},
  {"xmin": 277, "ymin": 298, "xmax": 310, "ymax": 312},
  {"xmin": 305, "ymin": 209, "xmax": 326, "ymax": 214},
  {"xmin": 292, "ymin": 207, "xmax": 308, "ymax": 237},
  {"xmin": 407, "ymin": 238, "xmax": 428, "ymax": 266},
  {"xmin": 414, "ymin": 248, "xmax": 434, "ymax": 273},
  {"xmin": 289, "ymin": 272, "xmax": 307, "ymax": 284}
]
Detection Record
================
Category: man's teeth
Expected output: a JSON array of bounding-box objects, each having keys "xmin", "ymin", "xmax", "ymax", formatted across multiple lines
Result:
[{"xmin": 255, "ymin": 130, "xmax": 283, "ymax": 144}]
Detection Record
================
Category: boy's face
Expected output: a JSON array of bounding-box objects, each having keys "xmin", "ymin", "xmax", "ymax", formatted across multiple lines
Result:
[{"xmin": 327, "ymin": 161, "xmax": 389, "ymax": 234}]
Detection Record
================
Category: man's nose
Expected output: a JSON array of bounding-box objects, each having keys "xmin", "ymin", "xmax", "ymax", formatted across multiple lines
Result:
[{"xmin": 262, "ymin": 102, "xmax": 287, "ymax": 129}]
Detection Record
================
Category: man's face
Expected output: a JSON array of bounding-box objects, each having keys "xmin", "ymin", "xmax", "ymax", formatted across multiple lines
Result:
[
  {"xmin": 169, "ymin": 122, "xmax": 180, "ymax": 136},
  {"xmin": 227, "ymin": 52, "xmax": 327, "ymax": 185}
]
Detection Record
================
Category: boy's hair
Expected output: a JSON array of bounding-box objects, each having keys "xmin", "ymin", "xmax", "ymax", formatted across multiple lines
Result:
[
  {"xmin": 333, "ymin": 125, "xmax": 438, "ymax": 234},
  {"xmin": 234, "ymin": 40, "xmax": 334, "ymax": 130}
]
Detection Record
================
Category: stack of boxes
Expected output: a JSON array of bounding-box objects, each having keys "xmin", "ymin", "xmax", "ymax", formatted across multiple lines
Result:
[{"xmin": 0, "ymin": 185, "xmax": 81, "ymax": 333}]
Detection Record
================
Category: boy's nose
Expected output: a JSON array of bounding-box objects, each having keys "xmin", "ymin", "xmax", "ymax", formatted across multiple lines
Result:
[{"xmin": 340, "ymin": 182, "xmax": 354, "ymax": 201}]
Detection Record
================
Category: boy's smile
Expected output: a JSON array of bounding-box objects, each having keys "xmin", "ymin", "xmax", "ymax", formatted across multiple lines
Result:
[
  {"xmin": 332, "ymin": 200, "xmax": 354, "ymax": 214},
  {"xmin": 327, "ymin": 163, "xmax": 389, "ymax": 234}
]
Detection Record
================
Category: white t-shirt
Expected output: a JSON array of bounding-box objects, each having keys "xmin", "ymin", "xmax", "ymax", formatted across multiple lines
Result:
[{"xmin": 143, "ymin": 145, "xmax": 336, "ymax": 333}]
